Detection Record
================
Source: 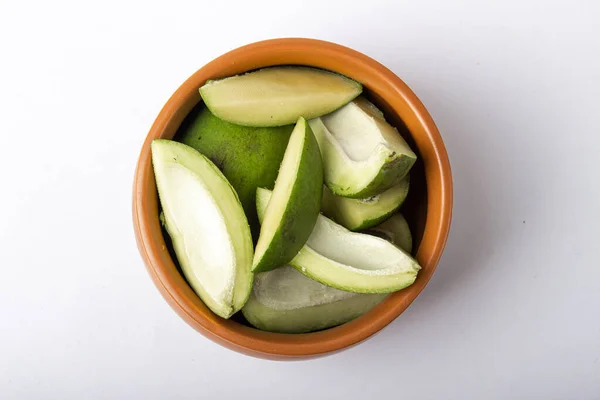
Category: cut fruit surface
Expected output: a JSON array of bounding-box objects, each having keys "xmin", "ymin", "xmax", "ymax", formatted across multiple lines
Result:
[
  {"xmin": 199, "ymin": 67, "xmax": 362, "ymax": 127},
  {"xmin": 309, "ymin": 96, "xmax": 417, "ymax": 198},
  {"xmin": 364, "ymin": 213, "xmax": 413, "ymax": 254},
  {"xmin": 242, "ymin": 266, "xmax": 386, "ymax": 333},
  {"xmin": 176, "ymin": 106, "xmax": 293, "ymax": 239},
  {"xmin": 257, "ymin": 188, "xmax": 420, "ymax": 293},
  {"xmin": 321, "ymin": 174, "xmax": 410, "ymax": 231},
  {"xmin": 252, "ymin": 117, "xmax": 323, "ymax": 273},
  {"xmin": 151, "ymin": 140, "xmax": 253, "ymax": 319}
]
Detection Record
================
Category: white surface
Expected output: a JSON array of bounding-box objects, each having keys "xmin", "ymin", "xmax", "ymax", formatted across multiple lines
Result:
[{"xmin": 1, "ymin": 0, "xmax": 599, "ymax": 398}]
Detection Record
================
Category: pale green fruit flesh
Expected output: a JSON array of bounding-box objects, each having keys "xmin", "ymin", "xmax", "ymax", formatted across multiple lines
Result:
[
  {"xmin": 199, "ymin": 67, "xmax": 363, "ymax": 127},
  {"xmin": 242, "ymin": 266, "xmax": 386, "ymax": 333},
  {"xmin": 151, "ymin": 140, "xmax": 253, "ymax": 319},
  {"xmin": 252, "ymin": 118, "xmax": 323, "ymax": 273},
  {"xmin": 321, "ymin": 174, "xmax": 410, "ymax": 231},
  {"xmin": 309, "ymin": 96, "xmax": 417, "ymax": 198},
  {"xmin": 257, "ymin": 188, "xmax": 420, "ymax": 293},
  {"xmin": 365, "ymin": 213, "xmax": 413, "ymax": 254}
]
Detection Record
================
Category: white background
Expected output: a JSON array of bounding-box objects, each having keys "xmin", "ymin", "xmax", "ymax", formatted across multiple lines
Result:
[{"xmin": 1, "ymin": 0, "xmax": 599, "ymax": 399}]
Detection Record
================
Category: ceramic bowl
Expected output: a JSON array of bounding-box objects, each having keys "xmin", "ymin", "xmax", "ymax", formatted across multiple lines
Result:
[{"xmin": 133, "ymin": 38, "xmax": 453, "ymax": 359}]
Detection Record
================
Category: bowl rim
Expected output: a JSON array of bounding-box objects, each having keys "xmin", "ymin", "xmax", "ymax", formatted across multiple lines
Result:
[{"xmin": 133, "ymin": 38, "xmax": 453, "ymax": 359}]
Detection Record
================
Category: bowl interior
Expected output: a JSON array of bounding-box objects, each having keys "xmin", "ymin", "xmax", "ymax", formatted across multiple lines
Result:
[
  {"xmin": 170, "ymin": 96, "xmax": 427, "ymax": 329},
  {"xmin": 133, "ymin": 38, "xmax": 451, "ymax": 359}
]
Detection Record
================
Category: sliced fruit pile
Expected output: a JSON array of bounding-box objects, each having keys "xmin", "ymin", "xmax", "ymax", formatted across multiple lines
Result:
[{"xmin": 152, "ymin": 66, "xmax": 420, "ymax": 333}]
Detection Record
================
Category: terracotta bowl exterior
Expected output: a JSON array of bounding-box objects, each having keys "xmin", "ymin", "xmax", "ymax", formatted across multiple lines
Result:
[{"xmin": 132, "ymin": 38, "xmax": 453, "ymax": 359}]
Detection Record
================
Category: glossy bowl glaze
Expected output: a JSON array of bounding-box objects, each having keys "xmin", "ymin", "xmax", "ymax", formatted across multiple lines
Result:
[{"xmin": 133, "ymin": 38, "xmax": 452, "ymax": 359}]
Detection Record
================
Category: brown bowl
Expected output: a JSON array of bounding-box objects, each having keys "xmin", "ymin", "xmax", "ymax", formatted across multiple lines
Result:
[{"xmin": 133, "ymin": 38, "xmax": 453, "ymax": 359}]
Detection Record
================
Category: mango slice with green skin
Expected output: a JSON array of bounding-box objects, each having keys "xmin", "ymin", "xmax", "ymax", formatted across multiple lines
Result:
[
  {"xmin": 244, "ymin": 201, "xmax": 415, "ymax": 333},
  {"xmin": 257, "ymin": 188, "xmax": 420, "ymax": 293},
  {"xmin": 176, "ymin": 106, "xmax": 293, "ymax": 239},
  {"xmin": 321, "ymin": 175, "xmax": 410, "ymax": 231},
  {"xmin": 242, "ymin": 266, "xmax": 387, "ymax": 334},
  {"xmin": 252, "ymin": 117, "xmax": 323, "ymax": 273},
  {"xmin": 365, "ymin": 213, "xmax": 413, "ymax": 254},
  {"xmin": 200, "ymin": 67, "xmax": 362, "ymax": 127},
  {"xmin": 151, "ymin": 140, "xmax": 253, "ymax": 319},
  {"xmin": 309, "ymin": 97, "xmax": 417, "ymax": 198}
]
